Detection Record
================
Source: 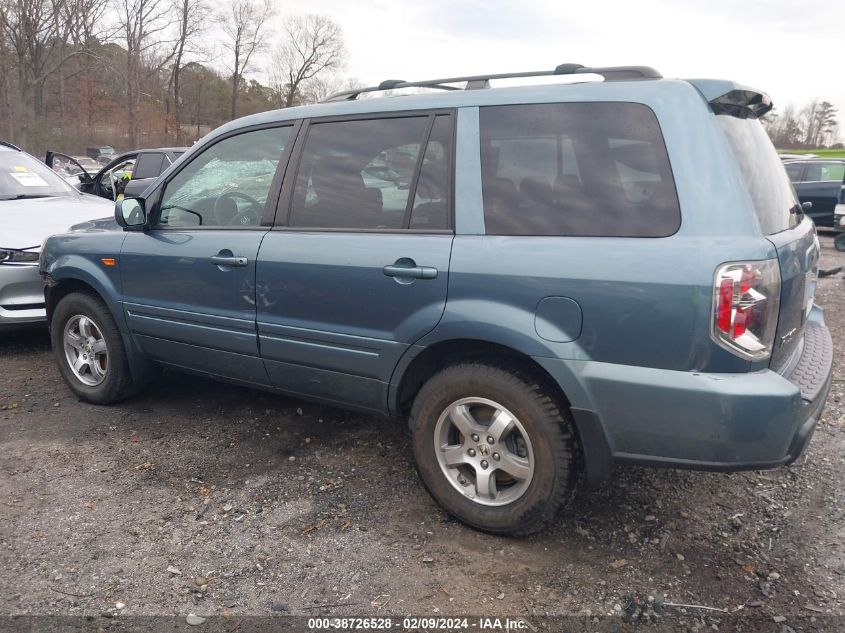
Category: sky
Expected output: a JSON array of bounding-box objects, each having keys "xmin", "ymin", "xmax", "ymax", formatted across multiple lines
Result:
[{"xmin": 250, "ymin": 0, "xmax": 844, "ymax": 136}]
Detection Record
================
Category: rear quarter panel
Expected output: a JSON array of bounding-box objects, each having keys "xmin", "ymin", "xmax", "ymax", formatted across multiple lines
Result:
[{"xmin": 434, "ymin": 82, "xmax": 778, "ymax": 377}]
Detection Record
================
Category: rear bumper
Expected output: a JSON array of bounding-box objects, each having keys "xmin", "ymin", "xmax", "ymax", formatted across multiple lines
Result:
[
  {"xmin": 0, "ymin": 264, "xmax": 46, "ymax": 328},
  {"xmin": 536, "ymin": 306, "xmax": 834, "ymax": 484}
]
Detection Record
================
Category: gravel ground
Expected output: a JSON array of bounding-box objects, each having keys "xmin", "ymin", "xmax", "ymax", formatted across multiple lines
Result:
[{"xmin": 1, "ymin": 236, "xmax": 844, "ymax": 631}]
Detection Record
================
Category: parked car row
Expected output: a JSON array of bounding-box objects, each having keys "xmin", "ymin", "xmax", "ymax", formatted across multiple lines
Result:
[
  {"xmin": 32, "ymin": 64, "xmax": 833, "ymax": 536},
  {"xmin": 47, "ymin": 147, "xmax": 187, "ymax": 201}
]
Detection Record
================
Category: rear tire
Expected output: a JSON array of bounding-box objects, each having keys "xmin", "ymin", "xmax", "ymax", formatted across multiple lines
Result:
[
  {"xmin": 835, "ymin": 234, "xmax": 845, "ymax": 252},
  {"xmin": 410, "ymin": 363, "xmax": 579, "ymax": 536},
  {"xmin": 51, "ymin": 292, "xmax": 134, "ymax": 404}
]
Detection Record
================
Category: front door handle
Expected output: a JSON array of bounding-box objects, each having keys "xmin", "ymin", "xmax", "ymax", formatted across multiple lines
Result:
[
  {"xmin": 210, "ymin": 254, "xmax": 248, "ymax": 267},
  {"xmin": 383, "ymin": 263, "xmax": 438, "ymax": 280}
]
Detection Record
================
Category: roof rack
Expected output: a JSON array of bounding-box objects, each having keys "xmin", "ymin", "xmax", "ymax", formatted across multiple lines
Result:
[
  {"xmin": 0, "ymin": 140, "xmax": 21, "ymax": 151},
  {"xmin": 323, "ymin": 63, "xmax": 662, "ymax": 102}
]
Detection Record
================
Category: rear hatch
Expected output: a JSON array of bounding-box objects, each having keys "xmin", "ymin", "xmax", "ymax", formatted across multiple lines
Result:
[{"xmin": 715, "ymin": 113, "xmax": 819, "ymax": 371}]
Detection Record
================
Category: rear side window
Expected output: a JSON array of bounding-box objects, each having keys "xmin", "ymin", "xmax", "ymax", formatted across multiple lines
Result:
[
  {"xmin": 804, "ymin": 162, "xmax": 845, "ymax": 182},
  {"xmin": 480, "ymin": 102, "xmax": 680, "ymax": 237},
  {"xmin": 716, "ymin": 115, "xmax": 799, "ymax": 235},
  {"xmin": 288, "ymin": 114, "xmax": 452, "ymax": 231},
  {"xmin": 133, "ymin": 152, "xmax": 164, "ymax": 180}
]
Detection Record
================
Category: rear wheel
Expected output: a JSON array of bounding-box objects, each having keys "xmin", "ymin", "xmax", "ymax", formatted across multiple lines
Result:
[
  {"xmin": 410, "ymin": 363, "xmax": 579, "ymax": 535},
  {"xmin": 51, "ymin": 292, "xmax": 134, "ymax": 404},
  {"xmin": 834, "ymin": 234, "xmax": 845, "ymax": 252}
]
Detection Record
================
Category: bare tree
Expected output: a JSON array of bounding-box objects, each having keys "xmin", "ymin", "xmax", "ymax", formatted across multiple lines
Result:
[
  {"xmin": 218, "ymin": 0, "xmax": 273, "ymax": 120},
  {"xmin": 0, "ymin": 4, "xmax": 15, "ymax": 139},
  {"xmin": 114, "ymin": 0, "xmax": 177, "ymax": 147},
  {"xmin": 270, "ymin": 14, "xmax": 345, "ymax": 108},
  {"xmin": 63, "ymin": 0, "xmax": 111, "ymax": 46},
  {"xmin": 298, "ymin": 73, "xmax": 362, "ymax": 105},
  {"xmin": 0, "ymin": 0, "xmax": 81, "ymax": 146},
  {"xmin": 170, "ymin": 0, "xmax": 208, "ymax": 143}
]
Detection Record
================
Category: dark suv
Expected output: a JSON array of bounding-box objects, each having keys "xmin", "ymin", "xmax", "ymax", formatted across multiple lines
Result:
[{"xmin": 40, "ymin": 64, "xmax": 833, "ymax": 535}]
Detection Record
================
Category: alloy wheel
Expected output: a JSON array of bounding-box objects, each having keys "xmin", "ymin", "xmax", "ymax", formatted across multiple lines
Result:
[{"xmin": 434, "ymin": 397, "xmax": 535, "ymax": 506}]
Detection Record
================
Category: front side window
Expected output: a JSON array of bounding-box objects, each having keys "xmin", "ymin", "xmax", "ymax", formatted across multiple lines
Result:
[
  {"xmin": 158, "ymin": 126, "xmax": 291, "ymax": 228},
  {"xmin": 784, "ymin": 162, "xmax": 805, "ymax": 183},
  {"xmin": 99, "ymin": 158, "xmax": 136, "ymax": 200},
  {"xmin": 480, "ymin": 102, "xmax": 681, "ymax": 237},
  {"xmin": 288, "ymin": 114, "xmax": 452, "ymax": 230}
]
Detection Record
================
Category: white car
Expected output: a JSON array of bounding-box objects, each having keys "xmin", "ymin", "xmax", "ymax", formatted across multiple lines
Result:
[{"xmin": 0, "ymin": 141, "xmax": 114, "ymax": 328}]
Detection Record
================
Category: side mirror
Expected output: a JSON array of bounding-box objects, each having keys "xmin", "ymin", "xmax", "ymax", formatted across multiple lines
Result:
[
  {"xmin": 801, "ymin": 201, "xmax": 813, "ymax": 213},
  {"xmin": 116, "ymin": 197, "xmax": 147, "ymax": 230}
]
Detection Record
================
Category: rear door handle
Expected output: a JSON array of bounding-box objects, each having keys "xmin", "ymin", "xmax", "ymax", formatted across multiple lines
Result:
[
  {"xmin": 210, "ymin": 255, "xmax": 248, "ymax": 267},
  {"xmin": 383, "ymin": 264, "xmax": 438, "ymax": 279}
]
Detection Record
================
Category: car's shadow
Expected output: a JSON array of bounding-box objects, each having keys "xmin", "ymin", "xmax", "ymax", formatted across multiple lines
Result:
[{"xmin": 0, "ymin": 327, "xmax": 51, "ymax": 352}]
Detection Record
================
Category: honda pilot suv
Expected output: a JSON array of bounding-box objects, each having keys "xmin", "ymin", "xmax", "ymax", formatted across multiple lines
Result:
[{"xmin": 40, "ymin": 64, "xmax": 833, "ymax": 535}]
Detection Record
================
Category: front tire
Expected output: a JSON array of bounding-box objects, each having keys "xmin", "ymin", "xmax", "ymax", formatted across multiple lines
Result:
[
  {"xmin": 410, "ymin": 363, "xmax": 579, "ymax": 536},
  {"xmin": 51, "ymin": 292, "xmax": 134, "ymax": 404},
  {"xmin": 835, "ymin": 234, "xmax": 845, "ymax": 253}
]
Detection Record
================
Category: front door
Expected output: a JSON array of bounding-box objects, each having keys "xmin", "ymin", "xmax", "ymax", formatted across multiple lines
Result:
[
  {"xmin": 256, "ymin": 113, "xmax": 455, "ymax": 412},
  {"xmin": 120, "ymin": 125, "xmax": 295, "ymax": 383}
]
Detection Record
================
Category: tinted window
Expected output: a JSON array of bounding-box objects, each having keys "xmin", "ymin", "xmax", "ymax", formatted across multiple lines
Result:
[
  {"xmin": 289, "ymin": 115, "xmax": 451, "ymax": 230},
  {"xmin": 133, "ymin": 152, "xmax": 164, "ymax": 180},
  {"xmin": 410, "ymin": 115, "xmax": 452, "ymax": 230},
  {"xmin": 480, "ymin": 103, "xmax": 680, "ymax": 237},
  {"xmin": 717, "ymin": 115, "xmax": 799, "ymax": 235},
  {"xmin": 804, "ymin": 162, "xmax": 845, "ymax": 182},
  {"xmin": 784, "ymin": 162, "xmax": 804, "ymax": 183},
  {"xmin": 158, "ymin": 126, "xmax": 290, "ymax": 228}
]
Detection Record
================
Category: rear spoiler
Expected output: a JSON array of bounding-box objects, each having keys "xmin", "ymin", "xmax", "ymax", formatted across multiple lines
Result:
[{"xmin": 686, "ymin": 79, "xmax": 773, "ymax": 118}]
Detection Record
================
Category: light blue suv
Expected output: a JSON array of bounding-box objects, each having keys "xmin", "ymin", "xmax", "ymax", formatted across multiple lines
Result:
[{"xmin": 40, "ymin": 64, "xmax": 833, "ymax": 535}]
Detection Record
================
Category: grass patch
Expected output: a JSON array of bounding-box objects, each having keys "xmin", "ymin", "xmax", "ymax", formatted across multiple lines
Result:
[{"xmin": 778, "ymin": 149, "xmax": 845, "ymax": 159}]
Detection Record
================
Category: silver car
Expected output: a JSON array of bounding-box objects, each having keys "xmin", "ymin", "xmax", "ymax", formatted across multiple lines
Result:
[{"xmin": 1, "ymin": 142, "xmax": 113, "ymax": 328}]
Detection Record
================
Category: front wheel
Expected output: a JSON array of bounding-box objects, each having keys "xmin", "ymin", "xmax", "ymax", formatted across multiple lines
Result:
[
  {"xmin": 410, "ymin": 363, "xmax": 580, "ymax": 535},
  {"xmin": 51, "ymin": 292, "xmax": 134, "ymax": 404},
  {"xmin": 834, "ymin": 234, "xmax": 845, "ymax": 253}
]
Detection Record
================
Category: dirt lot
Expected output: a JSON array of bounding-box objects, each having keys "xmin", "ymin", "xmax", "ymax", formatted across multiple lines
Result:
[{"xmin": 1, "ymin": 236, "xmax": 844, "ymax": 630}]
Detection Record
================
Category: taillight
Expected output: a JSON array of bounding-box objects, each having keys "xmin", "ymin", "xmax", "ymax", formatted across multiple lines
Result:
[{"xmin": 711, "ymin": 260, "xmax": 780, "ymax": 361}]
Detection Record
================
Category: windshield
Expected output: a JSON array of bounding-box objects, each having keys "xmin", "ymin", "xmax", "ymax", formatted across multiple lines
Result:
[
  {"xmin": 716, "ymin": 115, "xmax": 799, "ymax": 235},
  {"xmin": 0, "ymin": 152, "xmax": 76, "ymax": 200}
]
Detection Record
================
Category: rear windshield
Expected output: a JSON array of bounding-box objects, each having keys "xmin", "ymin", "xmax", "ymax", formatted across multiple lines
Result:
[
  {"xmin": 716, "ymin": 115, "xmax": 799, "ymax": 235},
  {"xmin": 0, "ymin": 152, "xmax": 75, "ymax": 200}
]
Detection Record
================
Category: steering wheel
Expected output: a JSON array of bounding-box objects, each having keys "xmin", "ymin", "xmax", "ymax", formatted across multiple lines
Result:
[{"xmin": 213, "ymin": 191, "xmax": 263, "ymax": 226}]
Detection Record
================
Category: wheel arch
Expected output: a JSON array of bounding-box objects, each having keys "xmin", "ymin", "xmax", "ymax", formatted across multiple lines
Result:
[
  {"xmin": 390, "ymin": 337, "xmax": 614, "ymax": 487},
  {"xmin": 44, "ymin": 268, "xmax": 154, "ymax": 384},
  {"xmin": 391, "ymin": 338, "xmax": 569, "ymax": 417},
  {"xmin": 45, "ymin": 277, "xmax": 107, "ymax": 326}
]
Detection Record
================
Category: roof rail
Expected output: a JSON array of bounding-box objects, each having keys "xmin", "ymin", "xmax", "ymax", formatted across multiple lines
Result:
[
  {"xmin": 0, "ymin": 140, "xmax": 21, "ymax": 151},
  {"xmin": 323, "ymin": 63, "xmax": 662, "ymax": 102}
]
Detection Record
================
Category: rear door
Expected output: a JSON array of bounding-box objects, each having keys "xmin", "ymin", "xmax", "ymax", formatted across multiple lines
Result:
[
  {"xmin": 255, "ymin": 112, "xmax": 455, "ymax": 412},
  {"xmin": 123, "ymin": 151, "xmax": 164, "ymax": 198},
  {"xmin": 716, "ymin": 115, "xmax": 819, "ymax": 371},
  {"xmin": 120, "ymin": 125, "xmax": 295, "ymax": 383}
]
